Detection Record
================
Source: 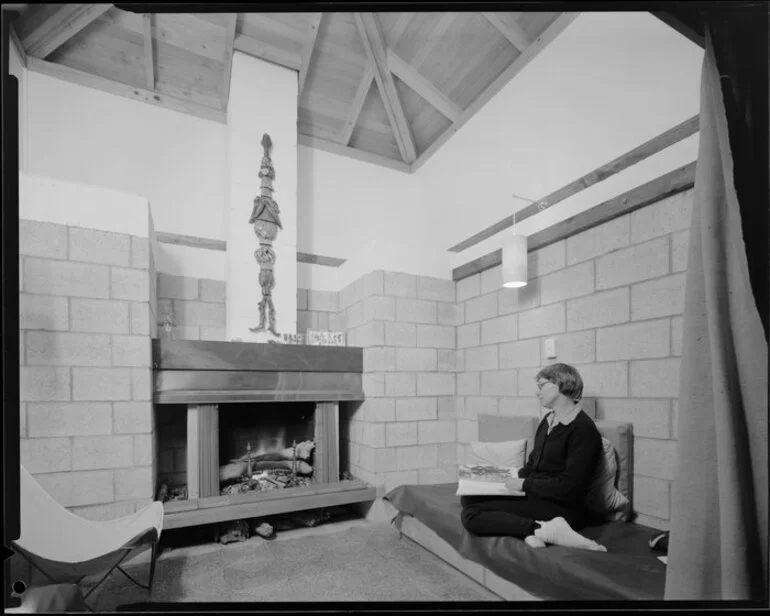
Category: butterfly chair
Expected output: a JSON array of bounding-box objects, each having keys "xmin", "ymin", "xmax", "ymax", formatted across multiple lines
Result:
[{"xmin": 12, "ymin": 465, "xmax": 164, "ymax": 609}]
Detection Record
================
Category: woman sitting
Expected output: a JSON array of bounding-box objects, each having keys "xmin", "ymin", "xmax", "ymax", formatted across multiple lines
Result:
[{"xmin": 460, "ymin": 362, "xmax": 607, "ymax": 551}]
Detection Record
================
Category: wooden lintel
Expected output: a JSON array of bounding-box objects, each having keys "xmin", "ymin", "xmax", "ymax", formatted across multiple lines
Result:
[
  {"xmin": 387, "ymin": 48, "xmax": 462, "ymax": 122},
  {"xmin": 297, "ymin": 252, "xmax": 347, "ymax": 268},
  {"xmin": 24, "ymin": 4, "xmax": 113, "ymax": 59},
  {"xmin": 482, "ymin": 12, "xmax": 532, "ymax": 52},
  {"xmin": 412, "ymin": 12, "xmax": 579, "ymax": 173},
  {"xmin": 338, "ymin": 66, "xmax": 373, "ymax": 146},
  {"xmin": 26, "ymin": 56, "xmax": 227, "ymax": 124},
  {"xmin": 298, "ymin": 13, "xmax": 322, "ymax": 97},
  {"xmin": 142, "ymin": 14, "xmax": 154, "ymax": 91},
  {"xmin": 448, "ymin": 113, "xmax": 700, "ymax": 253},
  {"xmin": 233, "ymin": 33, "xmax": 301, "ymax": 71},
  {"xmin": 355, "ymin": 12, "xmax": 416, "ymax": 164},
  {"xmin": 452, "ymin": 161, "xmax": 697, "ymax": 281},
  {"xmin": 298, "ymin": 133, "xmax": 412, "ymax": 174},
  {"xmin": 156, "ymin": 231, "xmax": 227, "ymax": 251},
  {"xmin": 221, "ymin": 14, "xmax": 238, "ymax": 106}
]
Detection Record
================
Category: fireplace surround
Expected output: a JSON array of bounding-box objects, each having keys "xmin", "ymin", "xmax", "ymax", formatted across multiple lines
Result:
[{"xmin": 152, "ymin": 339, "xmax": 374, "ymax": 529}]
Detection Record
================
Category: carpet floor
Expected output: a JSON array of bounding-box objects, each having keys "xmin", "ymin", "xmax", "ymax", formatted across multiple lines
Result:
[{"xmin": 82, "ymin": 519, "xmax": 501, "ymax": 609}]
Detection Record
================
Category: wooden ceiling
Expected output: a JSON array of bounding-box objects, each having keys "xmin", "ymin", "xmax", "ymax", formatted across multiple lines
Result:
[{"xmin": 8, "ymin": 6, "xmax": 575, "ymax": 173}]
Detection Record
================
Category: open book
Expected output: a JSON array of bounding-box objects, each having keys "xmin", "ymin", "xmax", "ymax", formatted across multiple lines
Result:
[{"xmin": 456, "ymin": 464, "xmax": 524, "ymax": 496}]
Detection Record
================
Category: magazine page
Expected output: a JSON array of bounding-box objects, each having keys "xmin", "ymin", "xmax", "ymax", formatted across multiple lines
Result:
[{"xmin": 456, "ymin": 464, "xmax": 524, "ymax": 496}]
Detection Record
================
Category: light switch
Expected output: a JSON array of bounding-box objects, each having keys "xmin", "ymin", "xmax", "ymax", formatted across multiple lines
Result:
[{"xmin": 545, "ymin": 338, "xmax": 556, "ymax": 359}]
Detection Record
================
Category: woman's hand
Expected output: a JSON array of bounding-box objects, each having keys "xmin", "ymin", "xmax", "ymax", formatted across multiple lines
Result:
[{"xmin": 505, "ymin": 477, "xmax": 525, "ymax": 494}]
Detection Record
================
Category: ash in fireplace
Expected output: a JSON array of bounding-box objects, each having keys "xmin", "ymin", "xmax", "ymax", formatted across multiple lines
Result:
[{"xmin": 218, "ymin": 439, "xmax": 315, "ymax": 495}]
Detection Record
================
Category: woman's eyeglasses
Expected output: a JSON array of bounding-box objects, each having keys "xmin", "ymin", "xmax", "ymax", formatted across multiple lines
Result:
[{"xmin": 536, "ymin": 381, "xmax": 553, "ymax": 391}]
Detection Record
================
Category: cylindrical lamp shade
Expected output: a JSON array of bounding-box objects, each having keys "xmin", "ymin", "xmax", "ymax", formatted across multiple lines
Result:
[{"xmin": 502, "ymin": 234, "xmax": 528, "ymax": 288}]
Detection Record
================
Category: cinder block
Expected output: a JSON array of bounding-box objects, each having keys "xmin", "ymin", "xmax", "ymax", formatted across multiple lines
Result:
[
  {"xmin": 355, "ymin": 398, "xmax": 396, "ymax": 422},
  {"xmin": 27, "ymin": 402, "xmax": 112, "ymax": 437},
  {"xmin": 175, "ymin": 326, "xmax": 200, "ymax": 340},
  {"xmin": 361, "ymin": 270, "xmax": 384, "ymax": 297},
  {"xmin": 20, "ymin": 367, "xmax": 71, "ymax": 401},
  {"xmin": 115, "ymin": 467, "xmax": 154, "ymax": 501},
  {"xmin": 363, "ymin": 346, "xmax": 396, "ymax": 372},
  {"xmin": 131, "ymin": 368, "xmax": 152, "ymax": 401},
  {"xmin": 481, "ymin": 314, "xmax": 517, "ymax": 345},
  {"xmin": 199, "ymin": 278, "xmax": 226, "ymax": 303},
  {"xmin": 374, "ymin": 447, "xmax": 398, "ymax": 472},
  {"xmin": 631, "ymin": 274, "xmax": 686, "ymax": 320},
  {"xmin": 416, "ymin": 373, "xmax": 455, "ymax": 396},
  {"xmin": 395, "ymin": 397, "xmax": 437, "ymax": 422},
  {"xmin": 307, "ymin": 288, "xmax": 338, "ymax": 312},
  {"xmin": 518, "ymin": 302, "xmax": 565, "ymax": 338},
  {"xmin": 131, "ymin": 236, "xmax": 150, "ymax": 269},
  {"xmin": 396, "ymin": 444, "xmax": 438, "ymax": 470},
  {"xmin": 517, "ymin": 367, "xmax": 541, "ymax": 397},
  {"xmin": 157, "ymin": 272, "xmax": 198, "ymax": 300},
  {"xmin": 574, "ymin": 362, "xmax": 629, "ymax": 397},
  {"xmin": 437, "ymin": 441, "xmax": 457, "ymax": 465},
  {"xmin": 385, "ymin": 322, "xmax": 415, "ymax": 347},
  {"xmin": 464, "ymin": 396, "xmax": 499, "ymax": 420},
  {"xmin": 69, "ymin": 227, "xmax": 130, "ymax": 266},
  {"xmin": 297, "ymin": 310, "xmax": 311, "ymax": 333},
  {"xmin": 384, "ymin": 272, "xmax": 417, "ymax": 298},
  {"xmin": 464, "ymin": 345, "xmax": 498, "ymax": 371},
  {"xmin": 355, "ymin": 321, "xmax": 385, "ymax": 347},
  {"xmin": 25, "ymin": 257, "xmax": 110, "ymax": 298},
  {"xmin": 296, "ymin": 288, "xmax": 308, "ymax": 311},
  {"xmin": 20, "ymin": 332, "xmax": 24, "ymax": 365},
  {"xmin": 20, "ymin": 403, "xmax": 26, "ymax": 437},
  {"xmin": 596, "ymin": 238, "xmax": 669, "ymax": 290},
  {"xmin": 630, "ymin": 358, "xmax": 681, "ymax": 398},
  {"xmin": 416, "ymin": 324, "xmax": 455, "ymax": 349},
  {"xmin": 437, "ymin": 397, "xmax": 456, "ymax": 421},
  {"xmin": 396, "ymin": 348, "xmax": 437, "ymax": 372},
  {"xmin": 73, "ymin": 367, "xmax": 132, "ymax": 401},
  {"xmin": 528, "ymin": 241, "xmax": 566, "ymax": 277},
  {"xmin": 35, "ymin": 469, "xmax": 115, "ymax": 507},
  {"xmin": 631, "ymin": 189, "xmax": 693, "ymax": 244},
  {"xmin": 567, "ymin": 288, "xmax": 629, "ymax": 331},
  {"xmin": 596, "ymin": 398, "xmax": 671, "ymax": 439},
  {"xmin": 437, "ymin": 302, "xmax": 462, "ymax": 326},
  {"xmin": 635, "ymin": 438, "xmax": 677, "ymax": 480},
  {"xmin": 481, "ymin": 370, "xmax": 518, "ymax": 396},
  {"xmin": 172, "ymin": 299, "xmax": 226, "ymax": 327},
  {"xmin": 396, "ymin": 298, "xmax": 437, "ymax": 324},
  {"xmin": 361, "ymin": 422, "xmax": 386, "ymax": 448},
  {"xmin": 498, "ymin": 279, "xmax": 540, "ymax": 315},
  {"xmin": 634, "ymin": 476, "xmax": 671, "ymax": 519},
  {"xmin": 499, "ymin": 338, "xmax": 540, "ymax": 369},
  {"xmin": 133, "ymin": 435, "xmax": 153, "ymax": 465},
  {"xmin": 457, "ymin": 322, "xmax": 480, "ymax": 349},
  {"xmin": 20, "ymin": 294, "xmax": 69, "ymax": 331},
  {"xmin": 70, "ymin": 298, "xmax": 130, "ymax": 334},
  {"xmin": 566, "ymin": 215, "xmax": 630, "ymax": 265},
  {"xmin": 113, "ymin": 401, "xmax": 153, "ymax": 434},
  {"xmin": 20, "ymin": 437, "xmax": 72, "ymax": 473},
  {"xmin": 111, "ymin": 335, "xmax": 152, "ymax": 367},
  {"xmin": 456, "ymin": 274, "xmax": 481, "ymax": 303},
  {"xmin": 418, "ymin": 466, "xmax": 457, "ymax": 484},
  {"xmin": 384, "ymin": 470, "xmax": 419, "ymax": 493},
  {"xmin": 481, "ymin": 266, "xmax": 502, "ymax": 296},
  {"xmin": 464, "ymin": 292, "xmax": 498, "ymax": 324},
  {"xmin": 540, "ymin": 331, "xmax": 595, "ymax": 364},
  {"xmin": 671, "ymin": 317, "xmax": 683, "ymax": 356},
  {"xmin": 20, "ymin": 219, "xmax": 67, "ymax": 259},
  {"xmin": 437, "ymin": 349, "xmax": 458, "ymax": 372},
  {"xmin": 26, "ymin": 330, "xmax": 112, "ymax": 367},
  {"xmin": 539, "ymin": 261, "xmax": 594, "ymax": 305},
  {"xmin": 129, "ymin": 302, "xmax": 151, "ymax": 335},
  {"xmin": 417, "ymin": 276, "xmax": 454, "ymax": 302},
  {"xmin": 457, "ymin": 419, "xmax": 478, "ymax": 443},
  {"xmin": 597, "ymin": 319, "xmax": 670, "ymax": 361},
  {"xmin": 671, "ymin": 399, "xmax": 679, "ymax": 439},
  {"xmin": 112, "ymin": 268, "xmax": 150, "ymax": 302},
  {"xmin": 338, "ymin": 280, "xmax": 358, "ymax": 311},
  {"xmin": 499, "ymin": 396, "xmax": 542, "ymax": 417},
  {"xmin": 73, "ymin": 435, "xmax": 134, "ymax": 469},
  {"xmin": 362, "ymin": 372, "xmax": 385, "ymax": 397},
  {"xmin": 385, "ymin": 373, "xmax": 416, "ymax": 397},
  {"xmin": 344, "ymin": 301, "xmax": 366, "ymax": 329},
  {"xmin": 457, "ymin": 372, "xmax": 480, "ymax": 396},
  {"xmin": 670, "ymin": 230, "xmax": 689, "ymax": 273}
]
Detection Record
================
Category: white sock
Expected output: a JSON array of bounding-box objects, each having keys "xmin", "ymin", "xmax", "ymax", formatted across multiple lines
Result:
[
  {"xmin": 524, "ymin": 534, "xmax": 546, "ymax": 548},
  {"xmin": 534, "ymin": 517, "xmax": 607, "ymax": 552}
]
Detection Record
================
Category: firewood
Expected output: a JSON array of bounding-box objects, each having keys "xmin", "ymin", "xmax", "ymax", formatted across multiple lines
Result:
[
  {"xmin": 252, "ymin": 460, "xmax": 312, "ymax": 474},
  {"xmin": 220, "ymin": 460, "xmax": 248, "ymax": 483},
  {"xmin": 237, "ymin": 440, "xmax": 315, "ymax": 463},
  {"xmin": 214, "ymin": 519, "xmax": 250, "ymax": 544},
  {"xmin": 253, "ymin": 522, "xmax": 275, "ymax": 539}
]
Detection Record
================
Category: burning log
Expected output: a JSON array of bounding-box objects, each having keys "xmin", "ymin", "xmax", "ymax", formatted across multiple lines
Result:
[
  {"xmin": 220, "ymin": 459, "xmax": 313, "ymax": 483},
  {"xmin": 237, "ymin": 440, "xmax": 315, "ymax": 462}
]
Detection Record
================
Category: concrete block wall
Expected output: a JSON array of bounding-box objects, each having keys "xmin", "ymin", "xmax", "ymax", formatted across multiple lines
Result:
[
  {"xmin": 157, "ymin": 272, "xmax": 226, "ymax": 340},
  {"xmin": 454, "ymin": 189, "xmax": 692, "ymax": 530},
  {"xmin": 297, "ymin": 288, "xmax": 341, "ymax": 336},
  {"xmin": 19, "ymin": 219, "xmax": 157, "ymax": 521}
]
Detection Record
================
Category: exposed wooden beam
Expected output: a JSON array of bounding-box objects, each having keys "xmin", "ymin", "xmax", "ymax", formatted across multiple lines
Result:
[
  {"xmin": 297, "ymin": 252, "xmax": 347, "ymax": 267},
  {"xmin": 26, "ymin": 56, "xmax": 227, "ymax": 124},
  {"xmin": 298, "ymin": 13, "xmax": 322, "ymax": 97},
  {"xmin": 452, "ymin": 161, "xmax": 697, "ymax": 281},
  {"xmin": 221, "ymin": 14, "xmax": 237, "ymax": 106},
  {"xmin": 387, "ymin": 49, "xmax": 462, "ymax": 122},
  {"xmin": 448, "ymin": 113, "xmax": 700, "ymax": 253},
  {"xmin": 412, "ymin": 12, "xmax": 579, "ymax": 173},
  {"xmin": 651, "ymin": 11, "xmax": 705, "ymax": 49},
  {"xmin": 10, "ymin": 22, "xmax": 27, "ymax": 68},
  {"xmin": 155, "ymin": 232, "xmax": 227, "ymax": 252},
  {"xmin": 233, "ymin": 33, "xmax": 301, "ymax": 71},
  {"xmin": 23, "ymin": 4, "xmax": 112, "ymax": 59},
  {"xmin": 298, "ymin": 133, "xmax": 412, "ymax": 174},
  {"xmin": 388, "ymin": 12, "xmax": 413, "ymax": 49},
  {"xmin": 482, "ymin": 13, "xmax": 532, "ymax": 52},
  {"xmin": 354, "ymin": 12, "xmax": 416, "ymax": 164},
  {"xmin": 142, "ymin": 14, "xmax": 154, "ymax": 91},
  {"xmin": 338, "ymin": 65, "xmax": 373, "ymax": 146},
  {"xmin": 411, "ymin": 12, "xmax": 457, "ymax": 71}
]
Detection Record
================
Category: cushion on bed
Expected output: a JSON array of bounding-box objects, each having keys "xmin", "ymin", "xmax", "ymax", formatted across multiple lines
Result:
[
  {"xmin": 468, "ymin": 439, "xmax": 527, "ymax": 468},
  {"xmin": 584, "ymin": 437, "xmax": 630, "ymax": 521}
]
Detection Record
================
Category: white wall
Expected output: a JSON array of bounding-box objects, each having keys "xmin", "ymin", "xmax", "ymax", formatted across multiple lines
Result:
[{"xmin": 8, "ymin": 33, "xmax": 26, "ymax": 170}]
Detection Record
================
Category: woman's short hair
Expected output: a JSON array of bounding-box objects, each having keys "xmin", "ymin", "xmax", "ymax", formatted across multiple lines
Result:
[{"xmin": 536, "ymin": 363, "xmax": 583, "ymax": 402}]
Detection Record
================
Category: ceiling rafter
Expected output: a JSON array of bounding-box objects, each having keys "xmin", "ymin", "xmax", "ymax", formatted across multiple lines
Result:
[
  {"xmin": 23, "ymin": 4, "xmax": 113, "ymax": 59},
  {"xmin": 354, "ymin": 12, "xmax": 416, "ymax": 164},
  {"xmin": 298, "ymin": 13, "xmax": 322, "ymax": 96},
  {"xmin": 410, "ymin": 12, "xmax": 457, "ymax": 71},
  {"xmin": 221, "ymin": 14, "xmax": 237, "ymax": 106},
  {"xmin": 387, "ymin": 49, "xmax": 461, "ymax": 122},
  {"xmin": 142, "ymin": 14, "xmax": 154, "ymax": 91},
  {"xmin": 339, "ymin": 65, "xmax": 373, "ymax": 146},
  {"xmin": 482, "ymin": 12, "xmax": 532, "ymax": 52},
  {"xmin": 233, "ymin": 33, "xmax": 302, "ymax": 71}
]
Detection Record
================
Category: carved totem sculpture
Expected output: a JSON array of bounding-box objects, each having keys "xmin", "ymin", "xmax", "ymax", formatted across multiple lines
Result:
[{"xmin": 248, "ymin": 133, "xmax": 282, "ymax": 336}]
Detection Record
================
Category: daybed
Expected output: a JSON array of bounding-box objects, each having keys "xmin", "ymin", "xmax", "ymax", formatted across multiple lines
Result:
[{"xmin": 384, "ymin": 414, "xmax": 667, "ymax": 601}]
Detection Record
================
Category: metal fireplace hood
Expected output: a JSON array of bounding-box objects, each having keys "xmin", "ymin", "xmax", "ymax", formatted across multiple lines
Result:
[{"xmin": 152, "ymin": 339, "xmax": 364, "ymax": 404}]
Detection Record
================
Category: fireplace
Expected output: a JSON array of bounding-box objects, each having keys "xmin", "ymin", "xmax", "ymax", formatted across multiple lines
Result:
[{"xmin": 153, "ymin": 339, "xmax": 373, "ymax": 530}]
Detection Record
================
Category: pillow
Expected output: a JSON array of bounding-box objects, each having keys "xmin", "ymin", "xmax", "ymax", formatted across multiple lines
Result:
[
  {"xmin": 584, "ymin": 437, "xmax": 629, "ymax": 521},
  {"xmin": 467, "ymin": 439, "xmax": 527, "ymax": 469}
]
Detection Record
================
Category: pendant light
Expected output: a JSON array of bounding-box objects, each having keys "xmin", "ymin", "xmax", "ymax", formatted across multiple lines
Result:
[{"xmin": 502, "ymin": 206, "xmax": 528, "ymax": 288}]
